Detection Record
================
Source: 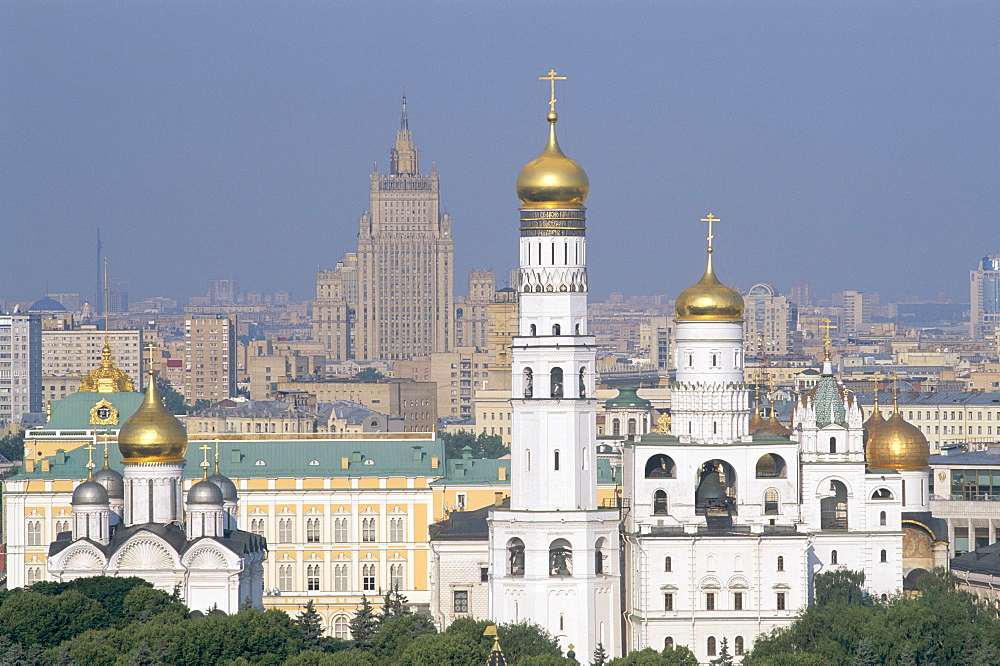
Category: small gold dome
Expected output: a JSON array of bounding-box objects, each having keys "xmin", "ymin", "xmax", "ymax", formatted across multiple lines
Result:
[
  {"xmin": 748, "ymin": 405, "xmax": 765, "ymax": 433},
  {"xmin": 863, "ymin": 400, "xmax": 886, "ymax": 434},
  {"xmin": 79, "ymin": 342, "xmax": 135, "ymax": 393},
  {"xmin": 516, "ymin": 111, "xmax": 589, "ymax": 210},
  {"xmin": 675, "ymin": 253, "xmax": 744, "ymax": 321},
  {"xmin": 117, "ymin": 372, "xmax": 187, "ymax": 464},
  {"xmin": 866, "ymin": 410, "xmax": 929, "ymax": 471},
  {"xmin": 759, "ymin": 412, "xmax": 792, "ymax": 437}
]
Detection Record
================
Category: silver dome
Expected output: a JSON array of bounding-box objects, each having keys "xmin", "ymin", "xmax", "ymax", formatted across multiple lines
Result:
[
  {"xmin": 208, "ymin": 473, "xmax": 238, "ymax": 502},
  {"xmin": 187, "ymin": 479, "xmax": 224, "ymax": 505},
  {"xmin": 93, "ymin": 466, "xmax": 124, "ymax": 499},
  {"xmin": 72, "ymin": 479, "xmax": 109, "ymax": 506}
]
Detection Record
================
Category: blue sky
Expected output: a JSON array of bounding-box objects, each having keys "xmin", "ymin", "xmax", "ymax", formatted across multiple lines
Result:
[{"xmin": 2, "ymin": 1, "xmax": 996, "ymax": 305}]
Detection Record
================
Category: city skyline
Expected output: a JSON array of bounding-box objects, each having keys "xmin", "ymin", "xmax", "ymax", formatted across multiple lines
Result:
[{"xmin": 2, "ymin": 2, "xmax": 996, "ymax": 305}]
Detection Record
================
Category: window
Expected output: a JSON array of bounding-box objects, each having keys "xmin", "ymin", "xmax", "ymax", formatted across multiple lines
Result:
[
  {"xmin": 880, "ymin": 511, "xmax": 887, "ymax": 526},
  {"xmin": 664, "ymin": 593, "xmax": 674, "ymax": 611},
  {"xmin": 481, "ymin": 567, "xmax": 489, "ymax": 583},
  {"xmin": 551, "ymin": 367, "xmax": 563, "ymax": 398},
  {"xmin": 764, "ymin": 489, "xmax": 779, "ymax": 515},
  {"xmin": 777, "ymin": 556, "xmax": 784, "ymax": 571},
  {"xmin": 306, "ymin": 518, "xmax": 320, "ymax": 543},
  {"xmin": 307, "ymin": 564, "xmax": 320, "ymax": 591},
  {"xmin": 278, "ymin": 564, "xmax": 293, "ymax": 591},
  {"xmin": 362, "ymin": 517, "xmax": 376, "ymax": 542},
  {"xmin": 707, "ymin": 637, "xmax": 717, "ymax": 657},
  {"xmin": 549, "ymin": 539, "xmax": 572, "ymax": 576},
  {"xmin": 653, "ymin": 490, "xmax": 669, "ymax": 515},
  {"xmin": 454, "ymin": 590, "xmax": 469, "ymax": 613},
  {"xmin": 362, "ymin": 564, "xmax": 376, "ymax": 591},
  {"xmin": 250, "ymin": 518, "xmax": 265, "ymax": 536},
  {"xmin": 55, "ymin": 520, "xmax": 69, "ymax": 535},
  {"xmin": 776, "ymin": 592, "xmax": 786, "ymax": 610},
  {"xmin": 26, "ymin": 567, "xmax": 42, "ymax": 586},
  {"xmin": 554, "ymin": 450, "xmax": 560, "ymax": 471},
  {"xmin": 880, "ymin": 549, "xmax": 887, "ymax": 563},
  {"xmin": 665, "ymin": 637, "xmax": 674, "ymax": 650},
  {"xmin": 389, "ymin": 517, "xmax": 405, "ymax": 542},
  {"xmin": 735, "ymin": 636, "xmax": 744, "ymax": 656},
  {"xmin": 27, "ymin": 520, "xmax": 42, "ymax": 546},
  {"xmin": 705, "ymin": 592, "xmax": 715, "ymax": 610},
  {"xmin": 665, "ymin": 556, "xmax": 672, "ymax": 572},
  {"xmin": 734, "ymin": 591, "xmax": 743, "ymax": 610},
  {"xmin": 334, "ymin": 517, "xmax": 349, "ymax": 543},
  {"xmin": 390, "ymin": 563, "xmax": 404, "ymax": 589},
  {"xmin": 278, "ymin": 518, "xmax": 293, "ymax": 542},
  {"xmin": 829, "ymin": 436, "xmax": 837, "ymax": 453},
  {"xmin": 831, "ymin": 550, "xmax": 838, "ymax": 565},
  {"xmin": 333, "ymin": 616, "xmax": 349, "ymax": 639},
  {"xmin": 509, "ymin": 538, "xmax": 526, "ymax": 576},
  {"xmin": 334, "ymin": 564, "xmax": 349, "ymax": 591}
]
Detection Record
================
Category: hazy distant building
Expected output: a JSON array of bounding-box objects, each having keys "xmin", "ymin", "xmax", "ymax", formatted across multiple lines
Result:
[
  {"xmin": 183, "ymin": 315, "xmax": 236, "ymax": 404},
  {"xmin": 744, "ymin": 283, "xmax": 800, "ymax": 356},
  {"xmin": 641, "ymin": 315, "xmax": 675, "ymax": 371},
  {"xmin": 354, "ymin": 98, "xmax": 454, "ymax": 361},
  {"xmin": 0, "ymin": 313, "xmax": 42, "ymax": 426},
  {"xmin": 970, "ymin": 255, "xmax": 1000, "ymax": 339},
  {"xmin": 313, "ymin": 254, "xmax": 359, "ymax": 361},
  {"xmin": 454, "ymin": 269, "xmax": 495, "ymax": 350},
  {"xmin": 833, "ymin": 290, "xmax": 878, "ymax": 335},
  {"xmin": 789, "ymin": 281, "xmax": 812, "ymax": 309},
  {"xmin": 42, "ymin": 329, "xmax": 145, "ymax": 407}
]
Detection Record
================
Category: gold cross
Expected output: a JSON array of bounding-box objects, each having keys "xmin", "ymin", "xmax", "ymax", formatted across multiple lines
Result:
[
  {"xmin": 538, "ymin": 69, "xmax": 567, "ymax": 112},
  {"xmin": 84, "ymin": 443, "xmax": 97, "ymax": 471},
  {"xmin": 144, "ymin": 342, "xmax": 158, "ymax": 374},
  {"xmin": 700, "ymin": 214, "xmax": 720, "ymax": 253},
  {"xmin": 200, "ymin": 443, "xmax": 213, "ymax": 477},
  {"xmin": 819, "ymin": 318, "xmax": 837, "ymax": 361},
  {"xmin": 867, "ymin": 372, "xmax": 884, "ymax": 403}
]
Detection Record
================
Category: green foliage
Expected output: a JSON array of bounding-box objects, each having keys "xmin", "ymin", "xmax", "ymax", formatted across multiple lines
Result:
[
  {"xmin": 378, "ymin": 587, "xmax": 411, "ymax": 624},
  {"xmin": 593, "ymin": 642, "xmax": 609, "ymax": 666},
  {"xmin": 711, "ymin": 637, "xmax": 734, "ymax": 665},
  {"xmin": 0, "ymin": 589, "xmax": 109, "ymax": 648},
  {"xmin": 518, "ymin": 656, "xmax": 577, "ymax": 665},
  {"xmin": 607, "ymin": 646, "xmax": 698, "ymax": 666},
  {"xmin": 354, "ymin": 368, "xmax": 386, "ymax": 381},
  {"xmin": 156, "ymin": 375, "xmax": 187, "ymax": 415},
  {"xmin": 397, "ymin": 633, "xmax": 485, "ymax": 666},
  {"xmin": 297, "ymin": 600, "xmax": 324, "ymax": 651},
  {"xmin": 814, "ymin": 568, "xmax": 867, "ymax": 606},
  {"xmin": 441, "ymin": 617, "xmax": 560, "ymax": 665},
  {"xmin": 745, "ymin": 569, "xmax": 1000, "ymax": 666},
  {"xmin": 437, "ymin": 431, "xmax": 509, "ymax": 460},
  {"xmin": 348, "ymin": 596, "xmax": 379, "ymax": 651},
  {"xmin": 0, "ymin": 430, "xmax": 25, "ymax": 462},
  {"xmin": 282, "ymin": 649, "xmax": 377, "ymax": 665},
  {"xmin": 372, "ymin": 614, "xmax": 436, "ymax": 661},
  {"xmin": 661, "ymin": 645, "xmax": 699, "ymax": 666}
]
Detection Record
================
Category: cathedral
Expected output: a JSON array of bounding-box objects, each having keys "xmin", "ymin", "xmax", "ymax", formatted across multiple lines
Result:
[
  {"xmin": 45, "ymin": 368, "xmax": 266, "ymax": 614},
  {"xmin": 480, "ymin": 76, "xmax": 946, "ymax": 662}
]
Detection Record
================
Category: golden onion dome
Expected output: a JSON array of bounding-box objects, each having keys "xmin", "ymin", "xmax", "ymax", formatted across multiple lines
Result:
[
  {"xmin": 117, "ymin": 371, "xmax": 187, "ymax": 464},
  {"xmin": 675, "ymin": 251, "xmax": 744, "ymax": 321},
  {"xmin": 866, "ymin": 409, "xmax": 929, "ymax": 471},
  {"xmin": 516, "ymin": 111, "xmax": 589, "ymax": 210},
  {"xmin": 79, "ymin": 342, "xmax": 135, "ymax": 393},
  {"xmin": 749, "ymin": 403, "xmax": 765, "ymax": 433},
  {"xmin": 863, "ymin": 399, "xmax": 886, "ymax": 434},
  {"xmin": 759, "ymin": 411, "xmax": 792, "ymax": 437}
]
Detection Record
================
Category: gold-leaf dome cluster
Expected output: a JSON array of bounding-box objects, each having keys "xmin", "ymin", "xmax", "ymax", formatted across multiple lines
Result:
[
  {"xmin": 516, "ymin": 111, "xmax": 589, "ymax": 210},
  {"xmin": 118, "ymin": 372, "xmax": 187, "ymax": 464},
  {"xmin": 79, "ymin": 342, "xmax": 135, "ymax": 393},
  {"xmin": 675, "ymin": 252, "xmax": 744, "ymax": 321},
  {"xmin": 866, "ymin": 407, "xmax": 929, "ymax": 471}
]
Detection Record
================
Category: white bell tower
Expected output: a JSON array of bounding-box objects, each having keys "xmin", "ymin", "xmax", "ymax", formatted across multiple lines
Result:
[{"xmin": 489, "ymin": 71, "xmax": 621, "ymax": 659}]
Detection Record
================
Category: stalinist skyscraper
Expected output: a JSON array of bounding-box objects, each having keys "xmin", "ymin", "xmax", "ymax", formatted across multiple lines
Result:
[{"xmin": 355, "ymin": 97, "xmax": 454, "ymax": 361}]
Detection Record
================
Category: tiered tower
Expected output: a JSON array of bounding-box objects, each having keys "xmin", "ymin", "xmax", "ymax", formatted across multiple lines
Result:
[{"xmin": 489, "ymin": 72, "xmax": 620, "ymax": 658}]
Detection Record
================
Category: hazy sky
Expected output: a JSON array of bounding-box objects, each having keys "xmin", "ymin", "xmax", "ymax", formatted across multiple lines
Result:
[{"xmin": 2, "ymin": 2, "xmax": 996, "ymax": 306}]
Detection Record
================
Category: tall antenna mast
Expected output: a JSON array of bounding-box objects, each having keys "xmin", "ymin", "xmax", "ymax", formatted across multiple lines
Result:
[
  {"xmin": 96, "ymin": 228, "xmax": 103, "ymax": 316},
  {"xmin": 103, "ymin": 257, "xmax": 110, "ymax": 343}
]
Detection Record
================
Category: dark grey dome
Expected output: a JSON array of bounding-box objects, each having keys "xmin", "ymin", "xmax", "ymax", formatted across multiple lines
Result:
[
  {"xmin": 208, "ymin": 473, "xmax": 238, "ymax": 502},
  {"xmin": 72, "ymin": 479, "xmax": 109, "ymax": 506},
  {"xmin": 93, "ymin": 466, "xmax": 124, "ymax": 499},
  {"xmin": 188, "ymin": 479, "xmax": 224, "ymax": 505},
  {"xmin": 29, "ymin": 297, "xmax": 68, "ymax": 312}
]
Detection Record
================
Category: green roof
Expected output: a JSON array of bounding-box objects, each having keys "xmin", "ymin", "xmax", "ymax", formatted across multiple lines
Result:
[
  {"xmin": 37, "ymin": 391, "xmax": 145, "ymax": 433},
  {"xmin": 430, "ymin": 456, "xmax": 618, "ymax": 486},
  {"xmin": 9, "ymin": 437, "xmax": 447, "ymax": 481},
  {"xmin": 604, "ymin": 386, "xmax": 652, "ymax": 410}
]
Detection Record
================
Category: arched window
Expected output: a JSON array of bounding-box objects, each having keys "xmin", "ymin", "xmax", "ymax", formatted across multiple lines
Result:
[
  {"xmin": 333, "ymin": 615, "xmax": 350, "ymax": 639},
  {"xmin": 707, "ymin": 636, "xmax": 717, "ymax": 657},
  {"xmin": 829, "ymin": 436, "xmax": 837, "ymax": 453},
  {"xmin": 551, "ymin": 367, "xmax": 564, "ymax": 398},
  {"xmin": 712, "ymin": 354, "xmax": 718, "ymax": 367},
  {"xmin": 549, "ymin": 539, "xmax": 572, "ymax": 576},
  {"xmin": 665, "ymin": 637, "xmax": 674, "ymax": 650},
  {"xmin": 821, "ymin": 480, "xmax": 849, "ymax": 530},
  {"xmin": 653, "ymin": 490, "xmax": 669, "ymax": 515},
  {"xmin": 523, "ymin": 368, "xmax": 533, "ymax": 398},
  {"xmin": 526, "ymin": 449, "xmax": 531, "ymax": 471},
  {"xmin": 628, "ymin": 418, "xmax": 637, "ymax": 435},
  {"xmin": 756, "ymin": 453, "xmax": 787, "ymax": 478},
  {"xmin": 508, "ymin": 538, "xmax": 525, "ymax": 576},
  {"xmin": 529, "ymin": 324, "xmax": 537, "ymax": 336},
  {"xmin": 595, "ymin": 538, "xmax": 607, "ymax": 574},
  {"xmin": 831, "ymin": 549, "xmax": 838, "ymax": 564},
  {"xmin": 735, "ymin": 636, "xmax": 745, "ymax": 656},
  {"xmin": 644, "ymin": 454, "xmax": 676, "ymax": 478},
  {"xmin": 559, "ymin": 614, "xmax": 564, "ymax": 630},
  {"xmin": 871, "ymin": 488, "xmax": 893, "ymax": 500},
  {"xmin": 665, "ymin": 556, "xmax": 672, "ymax": 572},
  {"xmin": 575, "ymin": 323, "xmax": 581, "ymax": 334},
  {"xmin": 777, "ymin": 556, "xmax": 784, "ymax": 571},
  {"xmin": 554, "ymin": 450, "xmax": 560, "ymax": 471},
  {"xmin": 552, "ymin": 324, "xmax": 561, "ymax": 335},
  {"xmin": 764, "ymin": 489, "xmax": 779, "ymax": 515},
  {"xmin": 881, "ymin": 549, "xmax": 887, "ymax": 563},
  {"xmin": 880, "ymin": 511, "xmax": 887, "ymax": 526},
  {"xmin": 612, "ymin": 419, "xmax": 621, "ymax": 436},
  {"xmin": 579, "ymin": 368, "xmax": 587, "ymax": 398}
]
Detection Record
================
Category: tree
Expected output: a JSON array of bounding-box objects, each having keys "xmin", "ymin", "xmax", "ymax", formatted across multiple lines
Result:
[
  {"xmin": 437, "ymin": 431, "xmax": 509, "ymax": 461},
  {"xmin": 0, "ymin": 589, "xmax": 110, "ymax": 648},
  {"xmin": 297, "ymin": 599, "xmax": 325, "ymax": 651},
  {"xmin": 661, "ymin": 645, "xmax": 699, "ymax": 666},
  {"xmin": 593, "ymin": 642, "xmax": 609, "ymax": 666},
  {"xmin": 355, "ymin": 368, "xmax": 386, "ymax": 381},
  {"xmin": 397, "ymin": 633, "xmax": 485, "ymax": 666},
  {"xmin": 608, "ymin": 648, "xmax": 671, "ymax": 665},
  {"xmin": 378, "ymin": 586, "xmax": 411, "ymax": 624},
  {"xmin": 156, "ymin": 376, "xmax": 187, "ymax": 415},
  {"xmin": 0, "ymin": 430, "xmax": 25, "ymax": 462},
  {"xmin": 814, "ymin": 568, "xmax": 867, "ymax": 606},
  {"xmin": 372, "ymin": 613, "xmax": 437, "ymax": 661},
  {"xmin": 349, "ymin": 595, "xmax": 379, "ymax": 651},
  {"xmin": 711, "ymin": 637, "xmax": 734, "ymax": 666},
  {"xmin": 852, "ymin": 638, "xmax": 878, "ymax": 666}
]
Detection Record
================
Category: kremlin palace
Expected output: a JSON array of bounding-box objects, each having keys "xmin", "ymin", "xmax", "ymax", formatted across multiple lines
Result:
[{"xmin": 3, "ymin": 80, "xmax": 983, "ymax": 663}]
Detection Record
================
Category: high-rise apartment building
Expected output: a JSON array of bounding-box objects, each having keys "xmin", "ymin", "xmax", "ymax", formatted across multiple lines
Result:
[
  {"xmin": 41, "ymin": 329, "xmax": 144, "ymax": 407},
  {"xmin": 454, "ymin": 269, "xmax": 495, "ymax": 350},
  {"xmin": 183, "ymin": 315, "xmax": 236, "ymax": 404},
  {"xmin": 743, "ymin": 283, "xmax": 801, "ymax": 357},
  {"xmin": 832, "ymin": 290, "xmax": 878, "ymax": 335},
  {"xmin": 0, "ymin": 313, "xmax": 43, "ymax": 426},
  {"xmin": 970, "ymin": 255, "xmax": 1000, "ymax": 339},
  {"xmin": 354, "ymin": 98, "xmax": 454, "ymax": 361},
  {"xmin": 313, "ymin": 254, "xmax": 359, "ymax": 360}
]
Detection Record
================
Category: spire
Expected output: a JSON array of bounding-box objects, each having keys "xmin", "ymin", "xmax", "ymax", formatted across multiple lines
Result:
[{"xmin": 390, "ymin": 95, "xmax": 419, "ymax": 176}]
